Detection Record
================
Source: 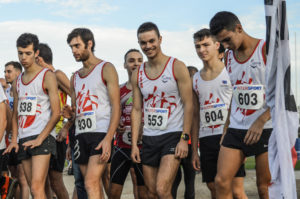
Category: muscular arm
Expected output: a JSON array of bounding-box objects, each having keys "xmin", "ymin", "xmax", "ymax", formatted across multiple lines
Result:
[
  {"xmin": 191, "ymin": 90, "xmax": 200, "ymax": 155},
  {"xmin": 130, "ymin": 69, "xmax": 143, "ymax": 147},
  {"xmin": 174, "ymin": 60, "xmax": 193, "ymax": 137},
  {"xmin": 36, "ymin": 71, "xmax": 60, "ymax": 141},
  {"xmin": 102, "ymin": 63, "xmax": 120, "ymax": 141},
  {"xmin": 55, "ymin": 70, "xmax": 71, "ymax": 96}
]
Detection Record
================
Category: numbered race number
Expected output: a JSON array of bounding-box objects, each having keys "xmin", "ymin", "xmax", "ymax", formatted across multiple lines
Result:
[
  {"xmin": 144, "ymin": 107, "xmax": 169, "ymax": 130},
  {"xmin": 233, "ymin": 85, "xmax": 264, "ymax": 110},
  {"xmin": 76, "ymin": 111, "xmax": 96, "ymax": 134},
  {"xmin": 200, "ymin": 103, "xmax": 228, "ymax": 127},
  {"xmin": 18, "ymin": 96, "xmax": 37, "ymax": 115}
]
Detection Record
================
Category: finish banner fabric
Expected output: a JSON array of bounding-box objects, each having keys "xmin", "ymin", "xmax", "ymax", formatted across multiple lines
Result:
[{"xmin": 264, "ymin": 0, "xmax": 299, "ymax": 198}]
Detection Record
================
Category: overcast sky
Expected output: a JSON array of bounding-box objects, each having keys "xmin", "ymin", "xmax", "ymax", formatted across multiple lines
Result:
[{"xmin": 0, "ymin": 0, "xmax": 299, "ymax": 105}]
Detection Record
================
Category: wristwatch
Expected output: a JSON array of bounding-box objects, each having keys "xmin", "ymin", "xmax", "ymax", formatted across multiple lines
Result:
[{"xmin": 181, "ymin": 133, "xmax": 190, "ymax": 141}]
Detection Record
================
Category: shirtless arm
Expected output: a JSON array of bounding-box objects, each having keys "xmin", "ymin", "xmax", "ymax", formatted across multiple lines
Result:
[
  {"xmin": 174, "ymin": 60, "xmax": 193, "ymax": 159},
  {"xmin": 55, "ymin": 70, "xmax": 71, "ymax": 96},
  {"xmin": 191, "ymin": 90, "xmax": 200, "ymax": 171},
  {"xmin": 130, "ymin": 69, "xmax": 143, "ymax": 163},
  {"xmin": 244, "ymin": 44, "xmax": 271, "ymax": 145},
  {"xmin": 0, "ymin": 101, "xmax": 7, "ymax": 146},
  {"xmin": 95, "ymin": 63, "xmax": 120, "ymax": 162},
  {"xmin": 23, "ymin": 71, "xmax": 60, "ymax": 150}
]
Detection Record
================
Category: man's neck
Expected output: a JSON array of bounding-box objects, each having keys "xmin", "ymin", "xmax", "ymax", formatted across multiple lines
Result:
[
  {"xmin": 147, "ymin": 52, "xmax": 168, "ymax": 69},
  {"xmin": 202, "ymin": 57, "xmax": 224, "ymax": 72},
  {"xmin": 82, "ymin": 54, "xmax": 101, "ymax": 69},
  {"xmin": 24, "ymin": 63, "xmax": 41, "ymax": 74}
]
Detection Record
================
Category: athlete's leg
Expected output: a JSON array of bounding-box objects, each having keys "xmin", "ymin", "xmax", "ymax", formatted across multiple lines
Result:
[
  {"xmin": 17, "ymin": 164, "xmax": 30, "ymax": 199},
  {"xmin": 102, "ymin": 163, "xmax": 110, "ymax": 196},
  {"xmin": 82, "ymin": 155, "xmax": 107, "ymax": 199},
  {"xmin": 8, "ymin": 165, "xmax": 21, "ymax": 198},
  {"xmin": 232, "ymin": 177, "xmax": 248, "ymax": 199},
  {"xmin": 21, "ymin": 159, "xmax": 32, "ymax": 187},
  {"xmin": 182, "ymin": 154, "xmax": 196, "ymax": 199},
  {"xmin": 143, "ymin": 165, "xmax": 158, "ymax": 199},
  {"xmin": 31, "ymin": 154, "xmax": 51, "ymax": 199},
  {"xmin": 156, "ymin": 155, "xmax": 181, "ymax": 199},
  {"xmin": 255, "ymin": 152, "xmax": 271, "ymax": 199},
  {"xmin": 171, "ymin": 166, "xmax": 182, "ymax": 199},
  {"xmin": 49, "ymin": 170, "xmax": 69, "ymax": 199},
  {"xmin": 130, "ymin": 167, "xmax": 139, "ymax": 199},
  {"xmin": 206, "ymin": 182, "xmax": 216, "ymax": 199},
  {"xmin": 45, "ymin": 176, "xmax": 52, "ymax": 199},
  {"xmin": 215, "ymin": 146, "xmax": 244, "ymax": 199}
]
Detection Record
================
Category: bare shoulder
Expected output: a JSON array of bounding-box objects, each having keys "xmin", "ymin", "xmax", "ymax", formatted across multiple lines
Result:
[{"xmin": 173, "ymin": 59, "xmax": 188, "ymax": 80}]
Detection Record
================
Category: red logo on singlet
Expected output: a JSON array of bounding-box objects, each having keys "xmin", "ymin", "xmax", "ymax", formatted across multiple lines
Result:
[
  {"xmin": 144, "ymin": 86, "xmax": 177, "ymax": 117},
  {"xmin": 76, "ymin": 84, "xmax": 99, "ymax": 114},
  {"xmin": 235, "ymin": 71, "xmax": 256, "ymax": 116}
]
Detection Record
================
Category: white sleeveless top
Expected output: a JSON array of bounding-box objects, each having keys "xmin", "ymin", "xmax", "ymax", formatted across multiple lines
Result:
[
  {"xmin": 0, "ymin": 87, "xmax": 7, "ymax": 150},
  {"xmin": 193, "ymin": 68, "xmax": 232, "ymax": 138},
  {"xmin": 226, "ymin": 39, "xmax": 272, "ymax": 130},
  {"xmin": 17, "ymin": 68, "xmax": 55, "ymax": 139},
  {"xmin": 73, "ymin": 61, "xmax": 111, "ymax": 135},
  {"xmin": 138, "ymin": 57, "xmax": 183, "ymax": 136}
]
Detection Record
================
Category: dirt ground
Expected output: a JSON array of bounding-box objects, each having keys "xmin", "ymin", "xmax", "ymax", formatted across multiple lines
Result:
[{"xmin": 62, "ymin": 170, "xmax": 300, "ymax": 199}]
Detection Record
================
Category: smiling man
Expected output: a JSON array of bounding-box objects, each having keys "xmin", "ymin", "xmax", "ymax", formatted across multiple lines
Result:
[{"xmin": 131, "ymin": 22, "xmax": 193, "ymax": 199}]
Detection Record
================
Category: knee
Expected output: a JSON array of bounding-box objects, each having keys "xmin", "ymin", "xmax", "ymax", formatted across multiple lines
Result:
[
  {"xmin": 256, "ymin": 182, "xmax": 269, "ymax": 198},
  {"xmin": 30, "ymin": 181, "xmax": 44, "ymax": 196},
  {"xmin": 215, "ymin": 175, "xmax": 230, "ymax": 190},
  {"xmin": 156, "ymin": 183, "xmax": 171, "ymax": 198},
  {"xmin": 145, "ymin": 186, "xmax": 157, "ymax": 199},
  {"xmin": 232, "ymin": 189, "xmax": 245, "ymax": 199},
  {"xmin": 85, "ymin": 178, "xmax": 99, "ymax": 193}
]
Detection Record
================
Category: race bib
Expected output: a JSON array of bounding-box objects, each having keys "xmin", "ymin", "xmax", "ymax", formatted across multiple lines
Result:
[
  {"xmin": 233, "ymin": 85, "xmax": 264, "ymax": 110},
  {"xmin": 18, "ymin": 96, "xmax": 37, "ymax": 115},
  {"xmin": 122, "ymin": 127, "xmax": 132, "ymax": 145},
  {"xmin": 76, "ymin": 111, "xmax": 96, "ymax": 133},
  {"xmin": 200, "ymin": 103, "xmax": 228, "ymax": 127},
  {"xmin": 144, "ymin": 107, "xmax": 169, "ymax": 130}
]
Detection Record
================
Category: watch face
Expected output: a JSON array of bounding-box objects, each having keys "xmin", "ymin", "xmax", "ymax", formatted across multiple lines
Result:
[{"xmin": 182, "ymin": 134, "xmax": 189, "ymax": 140}]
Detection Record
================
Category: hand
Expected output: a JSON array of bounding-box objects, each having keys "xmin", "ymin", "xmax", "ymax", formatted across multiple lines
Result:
[
  {"xmin": 22, "ymin": 137, "xmax": 43, "ymax": 150},
  {"xmin": 95, "ymin": 137, "xmax": 111, "ymax": 163},
  {"xmin": 3, "ymin": 142, "xmax": 19, "ymax": 154},
  {"xmin": 66, "ymin": 145, "xmax": 71, "ymax": 161},
  {"xmin": 244, "ymin": 118, "xmax": 265, "ymax": 145},
  {"xmin": 56, "ymin": 127, "xmax": 68, "ymax": 142},
  {"xmin": 191, "ymin": 152, "xmax": 201, "ymax": 171},
  {"xmin": 131, "ymin": 145, "xmax": 141, "ymax": 163},
  {"xmin": 62, "ymin": 105, "xmax": 75, "ymax": 120},
  {"xmin": 175, "ymin": 139, "xmax": 188, "ymax": 159}
]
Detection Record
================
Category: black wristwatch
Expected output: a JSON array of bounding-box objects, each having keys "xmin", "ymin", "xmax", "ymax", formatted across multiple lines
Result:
[{"xmin": 181, "ymin": 133, "xmax": 190, "ymax": 141}]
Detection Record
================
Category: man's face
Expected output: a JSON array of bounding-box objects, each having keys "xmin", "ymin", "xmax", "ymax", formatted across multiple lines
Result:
[
  {"xmin": 138, "ymin": 30, "xmax": 161, "ymax": 59},
  {"xmin": 69, "ymin": 36, "xmax": 90, "ymax": 62},
  {"xmin": 215, "ymin": 28, "xmax": 241, "ymax": 51},
  {"xmin": 17, "ymin": 44, "xmax": 38, "ymax": 69},
  {"xmin": 194, "ymin": 36, "xmax": 220, "ymax": 62},
  {"xmin": 4, "ymin": 64, "xmax": 20, "ymax": 84},
  {"xmin": 124, "ymin": 51, "xmax": 143, "ymax": 75}
]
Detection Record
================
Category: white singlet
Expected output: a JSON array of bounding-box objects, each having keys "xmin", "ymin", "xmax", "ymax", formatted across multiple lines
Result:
[
  {"xmin": 17, "ymin": 68, "xmax": 55, "ymax": 139},
  {"xmin": 73, "ymin": 61, "xmax": 111, "ymax": 135},
  {"xmin": 193, "ymin": 68, "xmax": 232, "ymax": 138},
  {"xmin": 0, "ymin": 87, "xmax": 7, "ymax": 150},
  {"xmin": 138, "ymin": 57, "xmax": 183, "ymax": 136},
  {"xmin": 226, "ymin": 39, "xmax": 272, "ymax": 129}
]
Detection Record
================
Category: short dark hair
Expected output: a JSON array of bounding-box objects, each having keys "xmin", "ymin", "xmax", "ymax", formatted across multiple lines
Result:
[
  {"xmin": 193, "ymin": 28, "xmax": 216, "ymax": 41},
  {"xmin": 5, "ymin": 61, "xmax": 23, "ymax": 72},
  {"xmin": 209, "ymin": 11, "xmax": 241, "ymax": 36},
  {"xmin": 137, "ymin": 22, "xmax": 160, "ymax": 37},
  {"xmin": 67, "ymin": 28, "xmax": 95, "ymax": 52},
  {"xmin": 38, "ymin": 43, "xmax": 53, "ymax": 64},
  {"xmin": 218, "ymin": 43, "xmax": 225, "ymax": 54},
  {"xmin": 124, "ymin": 49, "xmax": 141, "ymax": 62},
  {"xmin": 187, "ymin": 66, "xmax": 198, "ymax": 73},
  {"xmin": 16, "ymin": 33, "xmax": 39, "ymax": 52}
]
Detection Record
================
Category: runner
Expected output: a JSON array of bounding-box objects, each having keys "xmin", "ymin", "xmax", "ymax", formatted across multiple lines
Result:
[
  {"xmin": 209, "ymin": 12, "xmax": 272, "ymax": 199},
  {"xmin": 4, "ymin": 33, "xmax": 61, "ymax": 199},
  {"xmin": 171, "ymin": 66, "xmax": 197, "ymax": 199},
  {"xmin": 66, "ymin": 28, "xmax": 120, "ymax": 199},
  {"xmin": 110, "ymin": 49, "xmax": 147, "ymax": 199},
  {"xmin": 4, "ymin": 61, "xmax": 30, "ymax": 199},
  {"xmin": 131, "ymin": 22, "xmax": 193, "ymax": 199},
  {"xmin": 36, "ymin": 43, "xmax": 69, "ymax": 199},
  {"xmin": 191, "ymin": 28, "xmax": 247, "ymax": 199}
]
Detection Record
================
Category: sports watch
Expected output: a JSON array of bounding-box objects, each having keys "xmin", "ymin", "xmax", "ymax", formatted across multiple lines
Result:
[{"xmin": 181, "ymin": 133, "xmax": 190, "ymax": 141}]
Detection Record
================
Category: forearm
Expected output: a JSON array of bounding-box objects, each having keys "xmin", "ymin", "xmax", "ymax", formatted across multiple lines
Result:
[
  {"xmin": 182, "ymin": 101, "xmax": 193, "ymax": 135},
  {"xmin": 191, "ymin": 122, "xmax": 199, "ymax": 154},
  {"xmin": 256, "ymin": 107, "xmax": 271, "ymax": 124},
  {"xmin": 0, "ymin": 120, "xmax": 6, "ymax": 144},
  {"xmin": 131, "ymin": 108, "xmax": 142, "ymax": 147}
]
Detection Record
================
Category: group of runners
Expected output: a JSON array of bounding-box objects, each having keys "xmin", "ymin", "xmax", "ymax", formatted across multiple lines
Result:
[{"xmin": 0, "ymin": 10, "xmax": 273, "ymax": 199}]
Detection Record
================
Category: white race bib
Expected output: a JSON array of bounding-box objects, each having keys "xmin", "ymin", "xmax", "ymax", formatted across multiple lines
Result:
[
  {"xmin": 144, "ymin": 107, "xmax": 169, "ymax": 130},
  {"xmin": 18, "ymin": 96, "xmax": 37, "ymax": 115},
  {"xmin": 200, "ymin": 103, "xmax": 228, "ymax": 127},
  {"xmin": 122, "ymin": 127, "xmax": 132, "ymax": 145},
  {"xmin": 233, "ymin": 85, "xmax": 264, "ymax": 110},
  {"xmin": 76, "ymin": 111, "xmax": 96, "ymax": 133}
]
